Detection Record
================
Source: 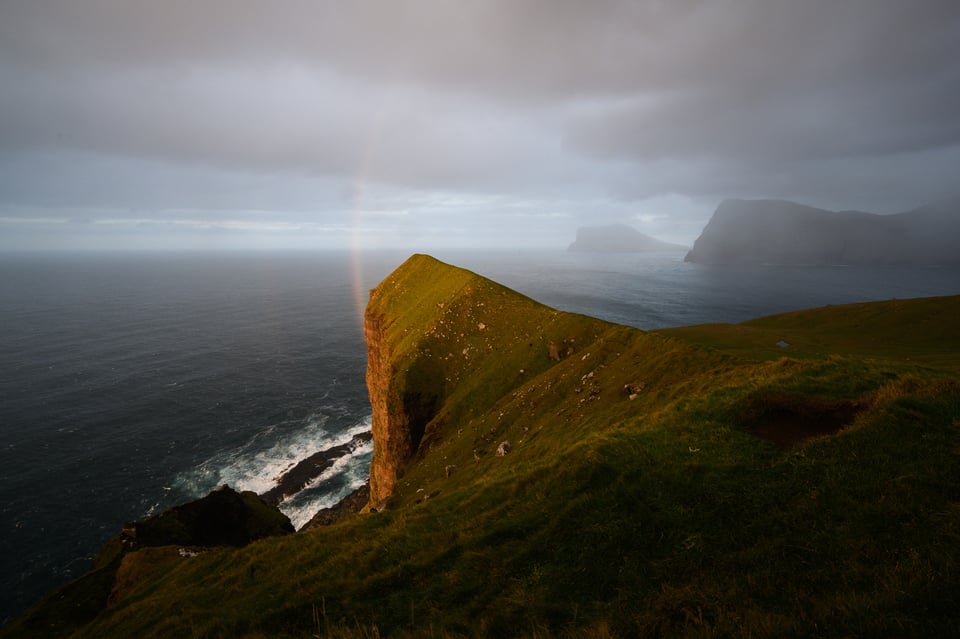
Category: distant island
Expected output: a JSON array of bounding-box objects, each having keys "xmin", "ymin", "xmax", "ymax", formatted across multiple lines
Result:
[
  {"xmin": 568, "ymin": 224, "xmax": 688, "ymax": 253},
  {"xmin": 685, "ymin": 198, "xmax": 960, "ymax": 265}
]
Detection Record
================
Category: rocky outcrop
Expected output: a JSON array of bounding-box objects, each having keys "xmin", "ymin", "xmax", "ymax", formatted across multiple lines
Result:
[
  {"xmin": 125, "ymin": 485, "xmax": 294, "ymax": 549},
  {"xmin": 260, "ymin": 432, "xmax": 372, "ymax": 507},
  {"xmin": 301, "ymin": 484, "xmax": 371, "ymax": 529},
  {"xmin": 366, "ymin": 257, "xmax": 467, "ymax": 509},
  {"xmin": 686, "ymin": 198, "xmax": 960, "ymax": 265},
  {"xmin": 8, "ymin": 486, "xmax": 294, "ymax": 638},
  {"xmin": 568, "ymin": 224, "xmax": 687, "ymax": 253},
  {"xmin": 363, "ymin": 254, "xmax": 610, "ymax": 509}
]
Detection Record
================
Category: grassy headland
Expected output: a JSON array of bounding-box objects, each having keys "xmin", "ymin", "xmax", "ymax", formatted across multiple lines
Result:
[{"xmin": 5, "ymin": 255, "xmax": 959, "ymax": 638}]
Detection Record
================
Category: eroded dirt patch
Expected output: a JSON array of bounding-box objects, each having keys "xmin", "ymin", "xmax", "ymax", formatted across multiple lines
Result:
[{"xmin": 737, "ymin": 394, "xmax": 865, "ymax": 449}]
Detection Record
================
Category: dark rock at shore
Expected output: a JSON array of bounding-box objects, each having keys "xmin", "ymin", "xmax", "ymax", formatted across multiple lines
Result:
[
  {"xmin": 126, "ymin": 485, "xmax": 294, "ymax": 549},
  {"xmin": 8, "ymin": 486, "xmax": 293, "ymax": 638},
  {"xmin": 260, "ymin": 432, "xmax": 373, "ymax": 507},
  {"xmin": 301, "ymin": 483, "xmax": 371, "ymax": 530}
]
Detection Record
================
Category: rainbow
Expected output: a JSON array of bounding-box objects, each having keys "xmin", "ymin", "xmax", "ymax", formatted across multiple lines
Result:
[{"xmin": 349, "ymin": 100, "xmax": 389, "ymax": 328}]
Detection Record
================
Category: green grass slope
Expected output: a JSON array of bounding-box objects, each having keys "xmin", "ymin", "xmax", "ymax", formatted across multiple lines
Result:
[
  {"xmin": 658, "ymin": 296, "xmax": 960, "ymax": 369},
  {"xmin": 5, "ymin": 256, "xmax": 959, "ymax": 638}
]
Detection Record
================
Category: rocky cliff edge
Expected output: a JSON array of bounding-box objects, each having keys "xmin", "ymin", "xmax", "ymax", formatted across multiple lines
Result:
[{"xmin": 364, "ymin": 254, "xmax": 626, "ymax": 508}]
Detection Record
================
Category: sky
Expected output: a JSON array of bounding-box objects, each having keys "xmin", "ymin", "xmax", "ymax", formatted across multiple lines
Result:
[{"xmin": 1, "ymin": 1, "xmax": 959, "ymax": 251}]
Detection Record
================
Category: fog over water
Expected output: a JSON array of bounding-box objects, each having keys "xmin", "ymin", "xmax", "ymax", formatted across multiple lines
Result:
[{"xmin": 2, "ymin": 2, "xmax": 960, "ymax": 252}]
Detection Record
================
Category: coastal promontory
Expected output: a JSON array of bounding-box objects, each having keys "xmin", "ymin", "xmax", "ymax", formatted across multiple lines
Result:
[
  {"xmin": 363, "ymin": 254, "xmax": 621, "ymax": 508},
  {"xmin": 5, "ymin": 255, "xmax": 960, "ymax": 638},
  {"xmin": 685, "ymin": 198, "xmax": 960, "ymax": 265}
]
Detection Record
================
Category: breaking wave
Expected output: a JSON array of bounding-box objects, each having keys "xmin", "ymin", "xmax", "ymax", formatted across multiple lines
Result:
[{"xmin": 173, "ymin": 409, "xmax": 373, "ymax": 529}]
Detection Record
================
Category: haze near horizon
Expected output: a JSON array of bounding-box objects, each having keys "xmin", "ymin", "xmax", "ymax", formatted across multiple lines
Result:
[{"xmin": 1, "ymin": 1, "xmax": 959, "ymax": 252}]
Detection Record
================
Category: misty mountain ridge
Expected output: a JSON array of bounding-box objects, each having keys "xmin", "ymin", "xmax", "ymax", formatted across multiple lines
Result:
[
  {"xmin": 568, "ymin": 224, "xmax": 688, "ymax": 253},
  {"xmin": 686, "ymin": 198, "xmax": 960, "ymax": 265}
]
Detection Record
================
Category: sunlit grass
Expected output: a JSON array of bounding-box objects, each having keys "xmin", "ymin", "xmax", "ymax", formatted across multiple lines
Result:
[{"xmin": 658, "ymin": 295, "xmax": 960, "ymax": 370}]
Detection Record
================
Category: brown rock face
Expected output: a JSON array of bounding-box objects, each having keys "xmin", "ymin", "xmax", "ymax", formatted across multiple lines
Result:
[
  {"xmin": 363, "ymin": 256, "xmax": 466, "ymax": 509},
  {"xmin": 365, "ymin": 309, "xmax": 398, "ymax": 508},
  {"xmin": 365, "ymin": 307, "xmax": 437, "ymax": 508},
  {"xmin": 361, "ymin": 253, "xmax": 579, "ymax": 509}
]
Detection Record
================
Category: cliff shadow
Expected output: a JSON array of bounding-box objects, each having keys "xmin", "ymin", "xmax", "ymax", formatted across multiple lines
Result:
[{"xmin": 401, "ymin": 355, "xmax": 444, "ymax": 457}]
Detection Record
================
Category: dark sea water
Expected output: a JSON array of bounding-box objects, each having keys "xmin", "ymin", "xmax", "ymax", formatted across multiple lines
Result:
[{"xmin": 1, "ymin": 248, "xmax": 958, "ymax": 623}]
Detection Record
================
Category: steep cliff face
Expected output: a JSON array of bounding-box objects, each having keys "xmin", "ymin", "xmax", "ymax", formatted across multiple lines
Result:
[
  {"xmin": 363, "ymin": 254, "xmax": 616, "ymax": 508},
  {"xmin": 686, "ymin": 198, "xmax": 960, "ymax": 265},
  {"xmin": 9, "ymin": 254, "xmax": 960, "ymax": 639},
  {"xmin": 364, "ymin": 254, "xmax": 511, "ymax": 507},
  {"xmin": 129, "ymin": 485, "xmax": 294, "ymax": 547},
  {"xmin": 364, "ymin": 307, "xmax": 418, "ymax": 506}
]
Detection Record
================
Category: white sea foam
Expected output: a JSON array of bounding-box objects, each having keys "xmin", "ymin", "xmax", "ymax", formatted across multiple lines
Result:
[
  {"xmin": 281, "ymin": 437, "xmax": 373, "ymax": 500},
  {"xmin": 174, "ymin": 411, "xmax": 372, "ymax": 504},
  {"xmin": 278, "ymin": 442, "xmax": 374, "ymax": 529}
]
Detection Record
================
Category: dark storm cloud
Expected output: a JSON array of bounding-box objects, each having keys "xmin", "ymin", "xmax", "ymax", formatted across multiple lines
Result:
[
  {"xmin": 561, "ymin": 1, "xmax": 960, "ymax": 206},
  {"xmin": 1, "ymin": 0, "xmax": 959, "ymax": 248},
  {"xmin": 0, "ymin": 1, "xmax": 678, "ymax": 98}
]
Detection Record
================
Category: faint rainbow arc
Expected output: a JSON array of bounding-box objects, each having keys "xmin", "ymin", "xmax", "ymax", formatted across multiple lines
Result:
[{"xmin": 349, "ymin": 99, "xmax": 390, "ymax": 328}]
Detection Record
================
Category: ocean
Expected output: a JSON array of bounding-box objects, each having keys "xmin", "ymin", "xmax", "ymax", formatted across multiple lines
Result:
[{"xmin": 1, "ymin": 248, "xmax": 958, "ymax": 623}]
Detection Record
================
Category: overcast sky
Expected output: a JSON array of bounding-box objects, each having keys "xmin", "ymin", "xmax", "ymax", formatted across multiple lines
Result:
[{"xmin": 1, "ymin": 1, "xmax": 959, "ymax": 251}]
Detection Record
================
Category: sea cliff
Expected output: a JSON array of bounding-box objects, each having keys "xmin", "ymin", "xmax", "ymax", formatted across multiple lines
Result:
[
  {"xmin": 4, "ymin": 256, "xmax": 960, "ymax": 638},
  {"xmin": 686, "ymin": 198, "xmax": 960, "ymax": 265},
  {"xmin": 363, "ymin": 253, "xmax": 618, "ymax": 508}
]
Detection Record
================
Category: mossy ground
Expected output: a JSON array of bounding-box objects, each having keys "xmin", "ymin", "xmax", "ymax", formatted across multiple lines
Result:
[{"xmin": 5, "ymin": 255, "xmax": 959, "ymax": 638}]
